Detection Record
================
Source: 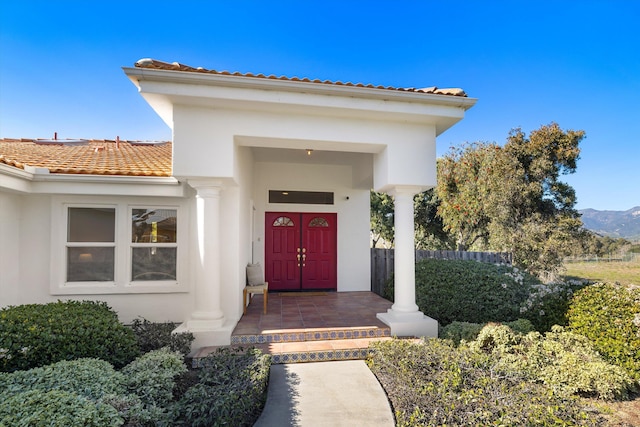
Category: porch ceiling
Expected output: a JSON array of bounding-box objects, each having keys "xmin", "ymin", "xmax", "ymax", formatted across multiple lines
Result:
[{"xmin": 251, "ymin": 147, "xmax": 372, "ymax": 167}]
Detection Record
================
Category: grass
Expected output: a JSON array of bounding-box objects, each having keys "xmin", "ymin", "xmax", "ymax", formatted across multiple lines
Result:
[{"xmin": 563, "ymin": 257, "xmax": 640, "ymax": 285}]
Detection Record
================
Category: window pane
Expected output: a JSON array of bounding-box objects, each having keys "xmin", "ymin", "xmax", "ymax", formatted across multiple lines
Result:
[
  {"xmin": 272, "ymin": 216, "xmax": 294, "ymax": 227},
  {"xmin": 67, "ymin": 247, "xmax": 115, "ymax": 282},
  {"xmin": 309, "ymin": 217, "xmax": 329, "ymax": 227},
  {"xmin": 269, "ymin": 190, "xmax": 334, "ymax": 205},
  {"xmin": 132, "ymin": 247, "xmax": 177, "ymax": 281},
  {"xmin": 68, "ymin": 208, "xmax": 115, "ymax": 242},
  {"xmin": 132, "ymin": 209, "xmax": 177, "ymax": 243}
]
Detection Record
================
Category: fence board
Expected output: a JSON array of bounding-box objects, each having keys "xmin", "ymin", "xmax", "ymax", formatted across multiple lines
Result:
[{"xmin": 370, "ymin": 248, "xmax": 512, "ymax": 296}]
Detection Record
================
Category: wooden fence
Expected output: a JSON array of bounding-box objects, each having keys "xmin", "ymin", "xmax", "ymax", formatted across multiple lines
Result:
[{"xmin": 370, "ymin": 248, "xmax": 513, "ymax": 296}]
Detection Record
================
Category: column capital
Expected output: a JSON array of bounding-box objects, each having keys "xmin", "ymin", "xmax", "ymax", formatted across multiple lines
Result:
[
  {"xmin": 188, "ymin": 178, "xmax": 224, "ymax": 197},
  {"xmin": 387, "ymin": 185, "xmax": 427, "ymax": 198}
]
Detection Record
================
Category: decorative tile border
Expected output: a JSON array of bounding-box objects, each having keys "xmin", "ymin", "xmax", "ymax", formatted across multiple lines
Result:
[
  {"xmin": 231, "ymin": 327, "xmax": 390, "ymax": 345},
  {"xmin": 270, "ymin": 348, "xmax": 374, "ymax": 364}
]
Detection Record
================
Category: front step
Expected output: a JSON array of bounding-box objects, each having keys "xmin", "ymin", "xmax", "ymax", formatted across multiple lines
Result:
[
  {"xmin": 193, "ymin": 326, "xmax": 392, "ymax": 365},
  {"xmin": 253, "ymin": 336, "xmax": 393, "ymax": 364},
  {"xmin": 230, "ymin": 326, "xmax": 391, "ymax": 345}
]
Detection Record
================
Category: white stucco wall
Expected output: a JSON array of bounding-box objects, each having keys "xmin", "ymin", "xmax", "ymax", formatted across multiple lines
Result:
[
  {"xmin": 171, "ymin": 103, "xmax": 437, "ymax": 191},
  {"xmin": 218, "ymin": 145, "xmax": 258, "ymax": 321},
  {"xmin": 0, "ymin": 189, "xmax": 195, "ymax": 324},
  {"xmin": 0, "ymin": 192, "xmax": 21, "ymax": 307},
  {"xmin": 252, "ymin": 161, "xmax": 371, "ymax": 292}
]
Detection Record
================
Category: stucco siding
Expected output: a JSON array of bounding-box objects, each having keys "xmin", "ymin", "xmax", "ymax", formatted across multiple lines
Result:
[
  {"xmin": 253, "ymin": 161, "xmax": 370, "ymax": 292},
  {"xmin": 0, "ymin": 192, "xmax": 22, "ymax": 307}
]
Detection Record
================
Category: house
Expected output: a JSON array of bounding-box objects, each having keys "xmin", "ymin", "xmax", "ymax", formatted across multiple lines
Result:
[{"xmin": 0, "ymin": 59, "xmax": 476, "ymax": 348}]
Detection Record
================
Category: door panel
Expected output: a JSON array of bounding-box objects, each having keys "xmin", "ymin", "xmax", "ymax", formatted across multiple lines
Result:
[
  {"xmin": 302, "ymin": 213, "xmax": 336, "ymax": 290},
  {"xmin": 265, "ymin": 212, "xmax": 337, "ymax": 291},
  {"xmin": 265, "ymin": 213, "xmax": 300, "ymax": 290}
]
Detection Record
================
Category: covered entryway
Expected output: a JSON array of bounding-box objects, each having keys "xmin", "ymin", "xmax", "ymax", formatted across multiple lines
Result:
[
  {"xmin": 265, "ymin": 212, "xmax": 337, "ymax": 291},
  {"xmin": 124, "ymin": 58, "xmax": 476, "ymax": 346}
]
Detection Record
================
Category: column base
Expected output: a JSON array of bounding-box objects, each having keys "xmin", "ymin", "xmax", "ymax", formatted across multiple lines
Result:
[
  {"xmin": 173, "ymin": 318, "xmax": 235, "ymax": 351},
  {"xmin": 377, "ymin": 309, "xmax": 439, "ymax": 338}
]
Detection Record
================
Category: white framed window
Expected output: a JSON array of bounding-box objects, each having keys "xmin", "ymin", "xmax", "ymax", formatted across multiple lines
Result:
[{"xmin": 51, "ymin": 196, "xmax": 188, "ymax": 295}]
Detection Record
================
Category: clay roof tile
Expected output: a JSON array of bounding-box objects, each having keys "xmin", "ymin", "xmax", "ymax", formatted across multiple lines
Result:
[
  {"xmin": 133, "ymin": 58, "xmax": 468, "ymax": 97},
  {"xmin": 0, "ymin": 138, "xmax": 172, "ymax": 177}
]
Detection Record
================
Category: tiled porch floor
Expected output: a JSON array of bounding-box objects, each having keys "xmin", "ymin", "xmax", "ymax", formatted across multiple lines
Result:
[
  {"xmin": 234, "ymin": 291, "xmax": 393, "ymax": 334},
  {"xmin": 194, "ymin": 291, "xmax": 395, "ymax": 364}
]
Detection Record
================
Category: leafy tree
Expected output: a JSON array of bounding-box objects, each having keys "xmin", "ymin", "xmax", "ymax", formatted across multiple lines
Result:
[
  {"xmin": 487, "ymin": 123, "xmax": 585, "ymax": 276},
  {"xmin": 436, "ymin": 142, "xmax": 502, "ymax": 250},
  {"xmin": 370, "ymin": 191, "xmax": 395, "ymax": 248},
  {"xmin": 370, "ymin": 189, "xmax": 451, "ymax": 249},
  {"xmin": 414, "ymin": 189, "xmax": 454, "ymax": 249},
  {"xmin": 436, "ymin": 123, "xmax": 586, "ymax": 276}
]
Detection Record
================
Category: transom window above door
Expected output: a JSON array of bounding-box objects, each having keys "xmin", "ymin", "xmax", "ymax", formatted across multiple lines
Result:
[{"xmin": 269, "ymin": 190, "xmax": 334, "ymax": 205}]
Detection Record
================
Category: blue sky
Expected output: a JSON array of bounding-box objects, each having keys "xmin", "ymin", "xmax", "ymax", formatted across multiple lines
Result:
[{"xmin": 1, "ymin": 1, "xmax": 638, "ymax": 211}]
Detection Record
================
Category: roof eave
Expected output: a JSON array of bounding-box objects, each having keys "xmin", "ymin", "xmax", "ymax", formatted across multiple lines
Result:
[{"xmin": 123, "ymin": 66, "xmax": 477, "ymax": 111}]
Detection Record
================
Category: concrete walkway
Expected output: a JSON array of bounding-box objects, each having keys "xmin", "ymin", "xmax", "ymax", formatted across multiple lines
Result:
[{"xmin": 254, "ymin": 360, "xmax": 395, "ymax": 427}]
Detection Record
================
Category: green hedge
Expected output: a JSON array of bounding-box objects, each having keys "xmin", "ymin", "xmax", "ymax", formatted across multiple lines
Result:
[
  {"xmin": 122, "ymin": 347, "xmax": 187, "ymax": 408},
  {"xmin": 0, "ymin": 358, "xmax": 125, "ymax": 401},
  {"xmin": 0, "ymin": 389, "xmax": 123, "ymax": 427},
  {"xmin": 367, "ymin": 337, "xmax": 609, "ymax": 426},
  {"xmin": 0, "ymin": 300, "xmax": 139, "ymax": 372},
  {"xmin": 386, "ymin": 259, "xmax": 539, "ymax": 326},
  {"xmin": 0, "ymin": 359, "xmax": 126, "ymax": 427},
  {"xmin": 440, "ymin": 318, "xmax": 534, "ymax": 345},
  {"xmin": 129, "ymin": 317, "xmax": 195, "ymax": 357},
  {"xmin": 519, "ymin": 279, "xmax": 588, "ymax": 332},
  {"xmin": 0, "ymin": 350, "xmax": 193, "ymax": 426},
  {"xmin": 469, "ymin": 324, "xmax": 634, "ymax": 400},
  {"xmin": 567, "ymin": 282, "xmax": 640, "ymax": 383},
  {"xmin": 171, "ymin": 347, "xmax": 271, "ymax": 427}
]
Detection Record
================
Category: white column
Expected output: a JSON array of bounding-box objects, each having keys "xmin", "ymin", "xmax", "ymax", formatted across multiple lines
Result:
[
  {"xmin": 377, "ymin": 185, "xmax": 438, "ymax": 337},
  {"xmin": 187, "ymin": 179, "xmax": 225, "ymax": 328},
  {"xmin": 391, "ymin": 188, "xmax": 419, "ymax": 313}
]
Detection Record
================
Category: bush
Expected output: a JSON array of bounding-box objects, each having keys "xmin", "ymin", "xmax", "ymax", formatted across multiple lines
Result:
[
  {"xmin": 0, "ymin": 300, "xmax": 139, "ymax": 372},
  {"xmin": 0, "ymin": 389, "xmax": 123, "ymax": 427},
  {"xmin": 367, "ymin": 338, "xmax": 607, "ymax": 426},
  {"xmin": 441, "ymin": 318, "xmax": 534, "ymax": 345},
  {"xmin": 567, "ymin": 282, "xmax": 640, "ymax": 382},
  {"xmin": 519, "ymin": 279, "xmax": 588, "ymax": 332},
  {"xmin": 121, "ymin": 348, "xmax": 188, "ymax": 408},
  {"xmin": 469, "ymin": 324, "xmax": 635, "ymax": 400},
  {"xmin": 0, "ymin": 358, "xmax": 126, "ymax": 401},
  {"xmin": 386, "ymin": 259, "xmax": 539, "ymax": 326},
  {"xmin": 130, "ymin": 318, "xmax": 195, "ymax": 357},
  {"xmin": 171, "ymin": 347, "xmax": 271, "ymax": 427}
]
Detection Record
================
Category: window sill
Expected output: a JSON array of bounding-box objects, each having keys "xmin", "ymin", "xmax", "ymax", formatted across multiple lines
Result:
[{"xmin": 50, "ymin": 281, "xmax": 188, "ymax": 295}]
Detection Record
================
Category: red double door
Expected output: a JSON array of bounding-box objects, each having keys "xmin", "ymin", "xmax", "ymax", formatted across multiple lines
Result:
[{"xmin": 265, "ymin": 212, "xmax": 337, "ymax": 291}]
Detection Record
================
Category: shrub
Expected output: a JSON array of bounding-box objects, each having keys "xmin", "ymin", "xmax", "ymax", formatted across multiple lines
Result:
[
  {"xmin": 171, "ymin": 347, "xmax": 271, "ymax": 427},
  {"xmin": 385, "ymin": 259, "xmax": 539, "ymax": 326},
  {"xmin": 567, "ymin": 282, "xmax": 640, "ymax": 382},
  {"xmin": 519, "ymin": 279, "xmax": 588, "ymax": 332},
  {"xmin": 0, "ymin": 389, "xmax": 123, "ymax": 427},
  {"xmin": 100, "ymin": 393, "xmax": 170, "ymax": 427},
  {"xmin": 0, "ymin": 300, "xmax": 139, "ymax": 372},
  {"xmin": 441, "ymin": 318, "xmax": 534, "ymax": 345},
  {"xmin": 468, "ymin": 324, "xmax": 635, "ymax": 400},
  {"xmin": 367, "ymin": 338, "xmax": 607, "ymax": 426},
  {"xmin": 130, "ymin": 317, "xmax": 195, "ymax": 356},
  {"xmin": 0, "ymin": 358, "xmax": 126, "ymax": 401},
  {"xmin": 121, "ymin": 348, "xmax": 188, "ymax": 408}
]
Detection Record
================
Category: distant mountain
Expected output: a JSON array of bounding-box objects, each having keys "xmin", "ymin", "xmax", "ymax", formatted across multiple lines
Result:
[{"xmin": 579, "ymin": 206, "xmax": 640, "ymax": 241}]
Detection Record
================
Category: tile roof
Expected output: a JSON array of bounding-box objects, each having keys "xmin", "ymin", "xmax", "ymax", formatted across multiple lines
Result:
[
  {"xmin": 134, "ymin": 58, "xmax": 468, "ymax": 97},
  {"xmin": 0, "ymin": 138, "xmax": 172, "ymax": 177}
]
